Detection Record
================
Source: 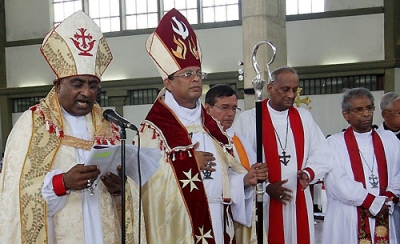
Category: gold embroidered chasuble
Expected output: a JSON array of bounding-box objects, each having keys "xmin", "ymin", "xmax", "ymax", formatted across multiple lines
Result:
[{"xmin": 0, "ymin": 88, "xmax": 144, "ymax": 244}]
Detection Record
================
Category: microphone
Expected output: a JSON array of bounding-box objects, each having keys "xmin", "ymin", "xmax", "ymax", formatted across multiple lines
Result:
[{"xmin": 103, "ymin": 109, "xmax": 138, "ymax": 131}]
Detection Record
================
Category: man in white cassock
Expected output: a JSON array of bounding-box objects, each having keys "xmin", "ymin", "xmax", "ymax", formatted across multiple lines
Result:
[
  {"xmin": 0, "ymin": 11, "xmax": 143, "ymax": 244},
  {"xmin": 205, "ymin": 84, "xmax": 269, "ymax": 243},
  {"xmin": 323, "ymin": 88, "xmax": 400, "ymax": 243},
  {"xmin": 378, "ymin": 91, "xmax": 400, "ymax": 242},
  {"xmin": 233, "ymin": 66, "xmax": 334, "ymax": 244},
  {"xmin": 138, "ymin": 8, "xmax": 267, "ymax": 244}
]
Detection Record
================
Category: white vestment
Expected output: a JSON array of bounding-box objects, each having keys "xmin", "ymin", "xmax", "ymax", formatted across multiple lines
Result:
[
  {"xmin": 233, "ymin": 102, "xmax": 334, "ymax": 244},
  {"xmin": 137, "ymin": 91, "xmax": 253, "ymax": 244},
  {"xmin": 323, "ymin": 129, "xmax": 400, "ymax": 244},
  {"xmin": 378, "ymin": 123, "xmax": 400, "ymax": 243}
]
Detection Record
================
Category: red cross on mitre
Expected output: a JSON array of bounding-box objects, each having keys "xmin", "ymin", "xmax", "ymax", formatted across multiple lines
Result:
[{"xmin": 71, "ymin": 27, "xmax": 96, "ymax": 56}]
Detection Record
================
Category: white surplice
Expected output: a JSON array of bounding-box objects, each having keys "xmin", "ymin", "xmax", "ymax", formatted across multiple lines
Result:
[
  {"xmin": 42, "ymin": 109, "xmax": 104, "ymax": 244},
  {"xmin": 323, "ymin": 129, "xmax": 400, "ymax": 244},
  {"xmin": 378, "ymin": 123, "xmax": 400, "ymax": 243},
  {"xmin": 233, "ymin": 102, "xmax": 334, "ymax": 244}
]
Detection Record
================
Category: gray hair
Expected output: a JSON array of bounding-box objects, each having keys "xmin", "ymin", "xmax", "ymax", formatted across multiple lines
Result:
[
  {"xmin": 271, "ymin": 66, "xmax": 298, "ymax": 82},
  {"xmin": 380, "ymin": 92, "xmax": 400, "ymax": 111},
  {"xmin": 341, "ymin": 87, "xmax": 374, "ymax": 111}
]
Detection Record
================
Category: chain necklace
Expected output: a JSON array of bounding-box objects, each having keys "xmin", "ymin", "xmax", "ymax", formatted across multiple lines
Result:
[
  {"xmin": 274, "ymin": 114, "xmax": 291, "ymax": 166},
  {"xmin": 359, "ymin": 150, "xmax": 379, "ymax": 188}
]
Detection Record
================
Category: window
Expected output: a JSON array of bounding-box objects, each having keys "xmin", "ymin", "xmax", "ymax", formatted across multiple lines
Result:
[
  {"xmin": 53, "ymin": 0, "xmax": 83, "ymax": 26},
  {"xmin": 286, "ymin": 0, "xmax": 324, "ymax": 15},
  {"xmin": 89, "ymin": 0, "xmax": 121, "ymax": 32},
  {"xmin": 97, "ymin": 91, "xmax": 109, "ymax": 107},
  {"xmin": 126, "ymin": 0, "xmax": 159, "ymax": 30},
  {"xmin": 52, "ymin": 0, "xmax": 241, "ymax": 32},
  {"xmin": 13, "ymin": 97, "xmax": 44, "ymax": 113},
  {"xmin": 128, "ymin": 89, "xmax": 159, "ymax": 105},
  {"xmin": 298, "ymin": 74, "xmax": 384, "ymax": 95}
]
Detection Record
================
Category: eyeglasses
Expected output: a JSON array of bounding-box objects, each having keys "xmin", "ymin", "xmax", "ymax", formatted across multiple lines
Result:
[
  {"xmin": 385, "ymin": 110, "xmax": 400, "ymax": 116},
  {"xmin": 69, "ymin": 81, "xmax": 100, "ymax": 94},
  {"xmin": 347, "ymin": 105, "xmax": 375, "ymax": 114},
  {"xmin": 212, "ymin": 105, "xmax": 241, "ymax": 113},
  {"xmin": 168, "ymin": 70, "xmax": 208, "ymax": 80}
]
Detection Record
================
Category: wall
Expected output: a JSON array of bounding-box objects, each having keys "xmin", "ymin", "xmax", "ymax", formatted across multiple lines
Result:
[
  {"xmin": 325, "ymin": 0, "xmax": 383, "ymax": 11},
  {"xmin": 287, "ymin": 14, "xmax": 384, "ymax": 67},
  {"xmin": 4, "ymin": 0, "xmax": 389, "ymax": 139},
  {"xmin": 306, "ymin": 91, "xmax": 384, "ymax": 136},
  {"xmin": 5, "ymin": 26, "xmax": 244, "ymax": 87}
]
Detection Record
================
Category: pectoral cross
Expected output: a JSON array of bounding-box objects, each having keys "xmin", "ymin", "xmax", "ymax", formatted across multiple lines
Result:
[
  {"xmin": 279, "ymin": 151, "xmax": 291, "ymax": 166},
  {"xmin": 369, "ymin": 174, "xmax": 379, "ymax": 188}
]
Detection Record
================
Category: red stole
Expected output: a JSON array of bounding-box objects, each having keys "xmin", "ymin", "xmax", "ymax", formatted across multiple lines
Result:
[
  {"xmin": 261, "ymin": 100, "xmax": 309, "ymax": 244},
  {"xmin": 144, "ymin": 98, "xmax": 236, "ymax": 244},
  {"xmin": 344, "ymin": 127, "xmax": 389, "ymax": 243}
]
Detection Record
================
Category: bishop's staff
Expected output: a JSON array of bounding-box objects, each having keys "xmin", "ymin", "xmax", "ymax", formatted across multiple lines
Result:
[{"xmin": 251, "ymin": 40, "xmax": 276, "ymax": 244}]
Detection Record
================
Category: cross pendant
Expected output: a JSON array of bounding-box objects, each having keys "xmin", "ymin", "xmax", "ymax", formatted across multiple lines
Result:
[
  {"xmin": 279, "ymin": 151, "xmax": 291, "ymax": 166},
  {"xmin": 369, "ymin": 174, "xmax": 379, "ymax": 188}
]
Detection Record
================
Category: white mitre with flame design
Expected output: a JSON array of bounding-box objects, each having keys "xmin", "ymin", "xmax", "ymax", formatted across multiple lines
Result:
[
  {"xmin": 146, "ymin": 8, "xmax": 202, "ymax": 80},
  {"xmin": 40, "ymin": 10, "xmax": 112, "ymax": 81}
]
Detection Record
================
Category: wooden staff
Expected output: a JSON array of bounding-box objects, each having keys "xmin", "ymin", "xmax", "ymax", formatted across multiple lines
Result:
[{"xmin": 251, "ymin": 41, "xmax": 276, "ymax": 244}]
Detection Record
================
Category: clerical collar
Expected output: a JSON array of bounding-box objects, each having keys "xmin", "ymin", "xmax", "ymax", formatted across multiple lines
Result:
[
  {"xmin": 61, "ymin": 107, "xmax": 89, "ymax": 139},
  {"xmin": 267, "ymin": 100, "xmax": 289, "ymax": 118},
  {"xmin": 383, "ymin": 122, "xmax": 400, "ymax": 135},
  {"xmin": 164, "ymin": 90, "xmax": 202, "ymax": 126},
  {"xmin": 353, "ymin": 129, "xmax": 372, "ymax": 139}
]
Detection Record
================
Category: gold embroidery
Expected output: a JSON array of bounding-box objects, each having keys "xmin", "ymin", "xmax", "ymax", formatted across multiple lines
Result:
[
  {"xmin": 375, "ymin": 225, "xmax": 388, "ymax": 237},
  {"xmin": 189, "ymin": 37, "xmax": 200, "ymax": 60},
  {"xmin": 359, "ymin": 239, "xmax": 372, "ymax": 244},
  {"xmin": 42, "ymin": 32, "xmax": 77, "ymax": 78},
  {"xmin": 19, "ymin": 88, "xmax": 120, "ymax": 243},
  {"xmin": 62, "ymin": 135, "xmax": 94, "ymax": 150},
  {"xmin": 171, "ymin": 35, "xmax": 187, "ymax": 59}
]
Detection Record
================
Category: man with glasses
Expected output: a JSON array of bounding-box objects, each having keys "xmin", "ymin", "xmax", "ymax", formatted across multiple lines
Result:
[
  {"xmin": 322, "ymin": 87, "xmax": 400, "ymax": 243},
  {"xmin": 137, "ymin": 8, "xmax": 267, "ymax": 244},
  {"xmin": 379, "ymin": 92, "xmax": 400, "ymax": 139},
  {"xmin": 378, "ymin": 91, "xmax": 400, "ymax": 241},
  {"xmin": 205, "ymin": 84, "xmax": 268, "ymax": 242},
  {"xmin": 234, "ymin": 65, "xmax": 334, "ymax": 244},
  {"xmin": 0, "ymin": 11, "xmax": 141, "ymax": 244}
]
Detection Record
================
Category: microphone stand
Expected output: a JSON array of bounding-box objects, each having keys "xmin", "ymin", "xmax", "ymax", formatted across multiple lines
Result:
[
  {"xmin": 251, "ymin": 40, "xmax": 276, "ymax": 244},
  {"xmin": 120, "ymin": 127, "xmax": 126, "ymax": 244}
]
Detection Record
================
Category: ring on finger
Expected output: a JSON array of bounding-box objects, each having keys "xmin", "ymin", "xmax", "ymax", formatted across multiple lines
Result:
[
  {"xmin": 279, "ymin": 194, "xmax": 283, "ymax": 199},
  {"xmin": 206, "ymin": 162, "xmax": 211, "ymax": 167},
  {"xmin": 87, "ymin": 179, "xmax": 91, "ymax": 187}
]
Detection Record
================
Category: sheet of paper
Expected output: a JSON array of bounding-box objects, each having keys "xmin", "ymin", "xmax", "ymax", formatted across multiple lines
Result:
[{"xmin": 87, "ymin": 144, "xmax": 160, "ymax": 186}]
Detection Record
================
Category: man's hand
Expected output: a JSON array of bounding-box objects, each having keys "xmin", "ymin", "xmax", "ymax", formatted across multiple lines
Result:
[
  {"xmin": 63, "ymin": 164, "xmax": 100, "ymax": 190},
  {"xmin": 193, "ymin": 142, "xmax": 216, "ymax": 172},
  {"xmin": 243, "ymin": 163, "xmax": 268, "ymax": 186},
  {"xmin": 297, "ymin": 170, "xmax": 310, "ymax": 190},
  {"xmin": 101, "ymin": 165, "xmax": 124, "ymax": 194},
  {"xmin": 265, "ymin": 179, "xmax": 293, "ymax": 204}
]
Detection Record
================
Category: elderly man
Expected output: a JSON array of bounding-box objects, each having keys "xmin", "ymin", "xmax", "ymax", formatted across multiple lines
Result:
[
  {"xmin": 137, "ymin": 8, "xmax": 267, "ymax": 244},
  {"xmin": 323, "ymin": 87, "xmax": 400, "ymax": 243},
  {"xmin": 0, "ymin": 11, "xmax": 141, "ymax": 244},
  {"xmin": 234, "ymin": 66, "xmax": 334, "ymax": 244},
  {"xmin": 379, "ymin": 92, "xmax": 400, "ymax": 139},
  {"xmin": 378, "ymin": 91, "xmax": 400, "ymax": 241}
]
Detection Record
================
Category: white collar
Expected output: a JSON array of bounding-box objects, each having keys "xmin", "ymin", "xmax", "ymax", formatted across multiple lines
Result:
[{"xmin": 164, "ymin": 90, "xmax": 202, "ymax": 126}]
